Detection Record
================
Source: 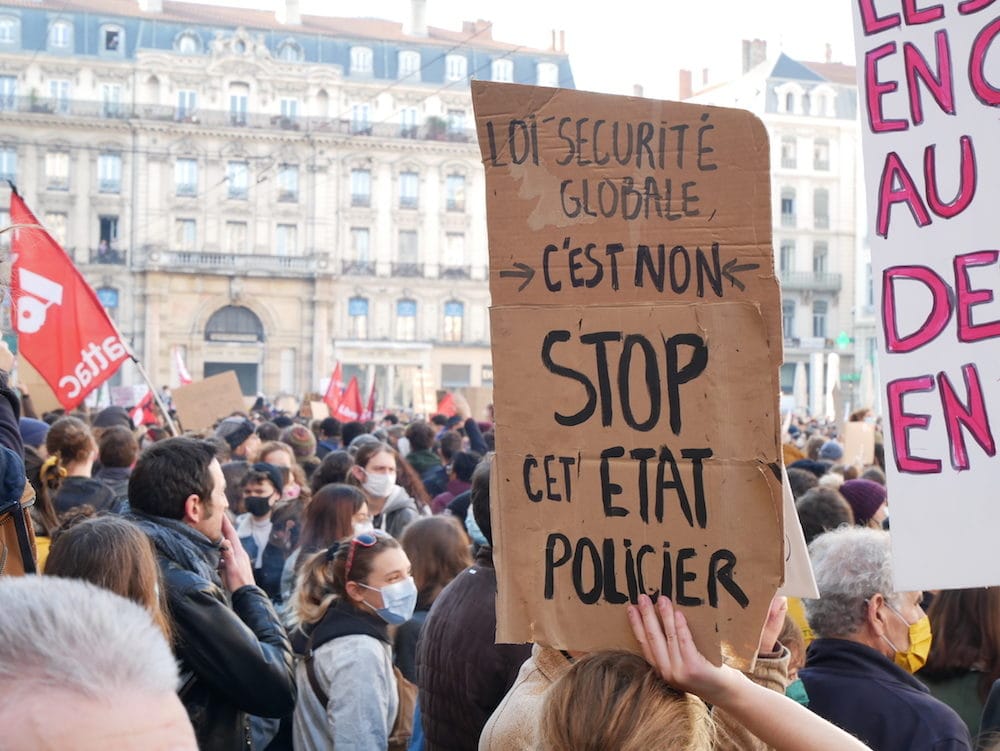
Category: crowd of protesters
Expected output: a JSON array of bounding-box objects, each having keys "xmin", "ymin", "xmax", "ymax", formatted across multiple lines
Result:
[{"xmin": 1, "ymin": 372, "xmax": 998, "ymax": 751}]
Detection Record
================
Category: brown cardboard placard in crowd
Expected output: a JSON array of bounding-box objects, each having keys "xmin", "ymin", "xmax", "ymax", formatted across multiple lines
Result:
[
  {"xmin": 172, "ymin": 371, "xmax": 247, "ymax": 432},
  {"xmin": 309, "ymin": 400, "xmax": 330, "ymax": 420},
  {"xmin": 475, "ymin": 82, "xmax": 785, "ymax": 668},
  {"xmin": 842, "ymin": 421, "xmax": 876, "ymax": 467}
]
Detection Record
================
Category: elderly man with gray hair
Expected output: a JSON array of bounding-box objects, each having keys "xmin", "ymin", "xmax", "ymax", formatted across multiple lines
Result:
[
  {"xmin": 800, "ymin": 527, "xmax": 970, "ymax": 750},
  {"xmin": 0, "ymin": 576, "xmax": 197, "ymax": 750}
]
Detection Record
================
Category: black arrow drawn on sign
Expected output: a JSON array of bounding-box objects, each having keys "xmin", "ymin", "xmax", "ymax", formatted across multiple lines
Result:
[
  {"xmin": 722, "ymin": 259, "xmax": 761, "ymax": 292},
  {"xmin": 499, "ymin": 262, "xmax": 535, "ymax": 292}
]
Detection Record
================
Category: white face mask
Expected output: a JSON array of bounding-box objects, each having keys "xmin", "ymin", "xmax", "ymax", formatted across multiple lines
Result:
[
  {"xmin": 353, "ymin": 520, "xmax": 375, "ymax": 536},
  {"xmin": 362, "ymin": 470, "xmax": 396, "ymax": 498}
]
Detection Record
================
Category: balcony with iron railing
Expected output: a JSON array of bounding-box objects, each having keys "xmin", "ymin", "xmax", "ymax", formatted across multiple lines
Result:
[
  {"xmin": 391, "ymin": 261, "xmax": 424, "ymax": 277},
  {"xmin": 779, "ymin": 270, "xmax": 842, "ymax": 292},
  {"xmin": 0, "ymin": 97, "xmax": 480, "ymax": 143},
  {"xmin": 140, "ymin": 248, "xmax": 319, "ymax": 275},
  {"xmin": 89, "ymin": 247, "xmax": 127, "ymax": 265}
]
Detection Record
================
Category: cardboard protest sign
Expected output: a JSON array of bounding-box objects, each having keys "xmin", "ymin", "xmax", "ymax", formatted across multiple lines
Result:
[
  {"xmin": 172, "ymin": 371, "xmax": 246, "ymax": 432},
  {"xmin": 475, "ymin": 82, "xmax": 785, "ymax": 668},
  {"xmin": 842, "ymin": 421, "xmax": 876, "ymax": 467},
  {"xmin": 852, "ymin": 6, "xmax": 1000, "ymax": 589},
  {"xmin": 309, "ymin": 400, "xmax": 330, "ymax": 420},
  {"xmin": 776, "ymin": 465, "xmax": 819, "ymax": 599}
]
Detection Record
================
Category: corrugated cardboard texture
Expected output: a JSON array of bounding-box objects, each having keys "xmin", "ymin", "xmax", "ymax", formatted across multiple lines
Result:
[
  {"xmin": 475, "ymin": 82, "xmax": 784, "ymax": 669},
  {"xmin": 172, "ymin": 371, "xmax": 246, "ymax": 432}
]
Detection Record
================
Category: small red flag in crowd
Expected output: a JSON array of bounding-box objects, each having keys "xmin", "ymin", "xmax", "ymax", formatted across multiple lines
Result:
[
  {"xmin": 334, "ymin": 376, "xmax": 363, "ymax": 421},
  {"xmin": 10, "ymin": 191, "xmax": 129, "ymax": 410},
  {"xmin": 174, "ymin": 347, "xmax": 193, "ymax": 385},
  {"xmin": 130, "ymin": 388, "xmax": 158, "ymax": 427},
  {"xmin": 323, "ymin": 361, "xmax": 343, "ymax": 413},
  {"xmin": 436, "ymin": 392, "xmax": 457, "ymax": 418},
  {"xmin": 362, "ymin": 378, "xmax": 377, "ymax": 421}
]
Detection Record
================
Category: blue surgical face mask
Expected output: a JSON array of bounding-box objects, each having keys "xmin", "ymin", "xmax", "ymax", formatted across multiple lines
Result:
[
  {"xmin": 465, "ymin": 507, "xmax": 487, "ymax": 547},
  {"xmin": 360, "ymin": 576, "xmax": 418, "ymax": 625}
]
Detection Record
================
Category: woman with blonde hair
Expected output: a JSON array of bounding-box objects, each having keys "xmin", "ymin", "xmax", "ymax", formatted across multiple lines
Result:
[
  {"xmin": 292, "ymin": 531, "xmax": 416, "ymax": 750},
  {"xmin": 45, "ymin": 515, "xmax": 172, "ymax": 643}
]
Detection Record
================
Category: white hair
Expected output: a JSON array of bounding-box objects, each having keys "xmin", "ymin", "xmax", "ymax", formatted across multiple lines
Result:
[
  {"xmin": 803, "ymin": 526, "xmax": 899, "ymax": 638},
  {"xmin": 0, "ymin": 577, "xmax": 178, "ymax": 708}
]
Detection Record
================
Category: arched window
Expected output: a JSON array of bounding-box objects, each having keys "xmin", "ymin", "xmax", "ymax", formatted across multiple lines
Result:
[
  {"xmin": 174, "ymin": 31, "xmax": 201, "ymax": 54},
  {"xmin": 443, "ymin": 300, "xmax": 464, "ymax": 342},
  {"xmin": 350, "ymin": 46, "xmax": 373, "ymax": 75},
  {"xmin": 398, "ymin": 50, "xmax": 420, "ymax": 80},
  {"xmin": 48, "ymin": 20, "xmax": 72, "ymax": 51},
  {"xmin": 205, "ymin": 305, "xmax": 265, "ymax": 342},
  {"xmin": 396, "ymin": 299, "xmax": 417, "ymax": 341},
  {"xmin": 277, "ymin": 39, "xmax": 302, "ymax": 62},
  {"xmin": 348, "ymin": 297, "xmax": 369, "ymax": 339}
]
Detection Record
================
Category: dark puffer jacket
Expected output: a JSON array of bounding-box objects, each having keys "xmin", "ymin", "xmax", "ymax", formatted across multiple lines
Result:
[{"xmin": 416, "ymin": 546, "xmax": 531, "ymax": 751}]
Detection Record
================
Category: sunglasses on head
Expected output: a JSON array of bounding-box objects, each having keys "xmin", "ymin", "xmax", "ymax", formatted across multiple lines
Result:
[{"xmin": 344, "ymin": 531, "xmax": 381, "ymax": 581}]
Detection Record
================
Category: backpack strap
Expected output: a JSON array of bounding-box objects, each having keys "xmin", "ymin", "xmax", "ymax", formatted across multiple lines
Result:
[
  {"xmin": 303, "ymin": 634, "xmax": 330, "ymax": 707},
  {"xmin": 0, "ymin": 485, "xmax": 36, "ymax": 575}
]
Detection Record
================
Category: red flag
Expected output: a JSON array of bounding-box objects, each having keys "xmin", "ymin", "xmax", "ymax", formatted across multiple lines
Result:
[
  {"xmin": 362, "ymin": 378, "xmax": 377, "ymax": 421},
  {"xmin": 174, "ymin": 347, "xmax": 192, "ymax": 385},
  {"xmin": 10, "ymin": 192, "xmax": 129, "ymax": 410},
  {"xmin": 323, "ymin": 361, "xmax": 343, "ymax": 413},
  {"xmin": 436, "ymin": 392, "xmax": 457, "ymax": 418},
  {"xmin": 130, "ymin": 387, "xmax": 158, "ymax": 427},
  {"xmin": 333, "ymin": 376, "xmax": 363, "ymax": 422}
]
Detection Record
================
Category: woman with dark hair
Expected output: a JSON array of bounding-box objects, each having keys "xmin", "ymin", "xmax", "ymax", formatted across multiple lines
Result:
[
  {"xmin": 309, "ymin": 450, "xmax": 354, "ymax": 494},
  {"xmin": 41, "ymin": 416, "xmax": 116, "ymax": 515},
  {"xmin": 395, "ymin": 516, "xmax": 472, "ymax": 681},
  {"xmin": 280, "ymin": 483, "xmax": 369, "ymax": 605},
  {"xmin": 45, "ymin": 515, "xmax": 172, "ymax": 643},
  {"xmin": 291, "ymin": 532, "xmax": 416, "ymax": 750},
  {"xmin": 347, "ymin": 441, "xmax": 421, "ymax": 538},
  {"xmin": 393, "ymin": 450, "xmax": 432, "ymax": 516},
  {"xmin": 920, "ymin": 588, "xmax": 1000, "ymax": 738}
]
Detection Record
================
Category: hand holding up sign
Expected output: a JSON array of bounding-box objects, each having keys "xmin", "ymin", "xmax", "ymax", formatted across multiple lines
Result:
[{"xmin": 627, "ymin": 594, "xmax": 867, "ymax": 751}]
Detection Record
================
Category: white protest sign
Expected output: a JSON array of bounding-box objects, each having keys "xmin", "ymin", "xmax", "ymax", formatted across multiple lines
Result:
[{"xmin": 852, "ymin": 3, "xmax": 1000, "ymax": 589}]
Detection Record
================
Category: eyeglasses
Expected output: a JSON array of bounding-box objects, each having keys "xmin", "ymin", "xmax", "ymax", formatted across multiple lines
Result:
[{"xmin": 344, "ymin": 532, "xmax": 379, "ymax": 581}]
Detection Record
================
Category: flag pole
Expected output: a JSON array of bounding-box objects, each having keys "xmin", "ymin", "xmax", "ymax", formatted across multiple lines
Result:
[{"xmin": 130, "ymin": 355, "xmax": 179, "ymax": 436}]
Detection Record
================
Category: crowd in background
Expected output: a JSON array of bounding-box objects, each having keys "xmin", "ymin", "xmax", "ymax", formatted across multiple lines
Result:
[{"xmin": 2, "ymin": 378, "xmax": 999, "ymax": 751}]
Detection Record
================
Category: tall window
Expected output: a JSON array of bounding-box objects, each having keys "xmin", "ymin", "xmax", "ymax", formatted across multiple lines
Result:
[
  {"xmin": 278, "ymin": 164, "xmax": 298, "ymax": 202},
  {"xmin": 780, "ymin": 188, "xmax": 796, "ymax": 227},
  {"xmin": 814, "ymin": 138, "xmax": 830, "ymax": 170},
  {"xmin": 446, "ymin": 174, "xmax": 465, "ymax": 212},
  {"xmin": 349, "ymin": 297, "xmax": 369, "ymax": 338},
  {"xmin": 782, "ymin": 300, "xmax": 796, "ymax": 339},
  {"xmin": 279, "ymin": 98, "xmax": 298, "ymax": 121},
  {"xmin": 399, "ymin": 171, "xmax": 419, "ymax": 209},
  {"xmin": 351, "ymin": 168, "xmax": 371, "ymax": 207},
  {"xmin": 536, "ymin": 62, "xmax": 559, "ymax": 87},
  {"xmin": 813, "ymin": 241, "xmax": 828, "ymax": 274},
  {"xmin": 101, "ymin": 83, "xmax": 122, "ymax": 117},
  {"xmin": 396, "ymin": 299, "xmax": 417, "ymax": 341},
  {"xmin": 443, "ymin": 301, "xmax": 464, "ymax": 342},
  {"xmin": 491, "ymin": 59, "xmax": 513, "ymax": 83},
  {"xmin": 351, "ymin": 104, "xmax": 371, "ymax": 134},
  {"xmin": 398, "ymin": 50, "xmax": 420, "ymax": 80},
  {"xmin": 780, "ymin": 136, "xmax": 796, "ymax": 169},
  {"xmin": 0, "ymin": 75, "xmax": 16, "ymax": 110},
  {"xmin": 0, "ymin": 16, "xmax": 19, "ymax": 45},
  {"xmin": 779, "ymin": 240, "xmax": 794, "ymax": 274},
  {"xmin": 447, "ymin": 109, "xmax": 466, "ymax": 136},
  {"xmin": 101, "ymin": 25, "xmax": 123, "ymax": 55},
  {"xmin": 176, "ymin": 89, "xmax": 197, "ymax": 119},
  {"xmin": 397, "ymin": 230, "xmax": 418, "ymax": 275},
  {"xmin": 174, "ymin": 218, "xmax": 197, "ymax": 251},
  {"xmin": 350, "ymin": 227, "xmax": 370, "ymax": 261},
  {"xmin": 277, "ymin": 40, "xmax": 302, "ymax": 62},
  {"xmin": 812, "ymin": 300, "xmax": 828, "ymax": 339},
  {"xmin": 813, "ymin": 188, "xmax": 830, "ymax": 229},
  {"xmin": 44, "ymin": 212, "xmax": 67, "ymax": 248},
  {"xmin": 227, "ymin": 161, "xmax": 248, "ymax": 199},
  {"xmin": 0, "ymin": 146, "xmax": 15, "ymax": 181},
  {"xmin": 175, "ymin": 31, "xmax": 200, "ymax": 54},
  {"xmin": 98, "ymin": 153, "xmax": 122, "ymax": 193},
  {"xmin": 350, "ymin": 46, "xmax": 373, "ymax": 75},
  {"xmin": 444, "ymin": 233, "xmax": 465, "ymax": 266},
  {"xmin": 45, "ymin": 151, "xmax": 69, "ymax": 190},
  {"xmin": 49, "ymin": 79, "xmax": 70, "ymax": 113},
  {"xmin": 400, "ymin": 107, "xmax": 417, "ymax": 138},
  {"xmin": 275, "ymin": 224, "xmax": 297, "ymax": 256},
  {"xmin": 48, "ymin": 20, "xmax": 72, "ymax": 50},
  {"xmin": 175, "ymin": 158, "xmax": 198, "ymax": 196},
  {"xmin": 225, "ymin": 221, "xmax": 248, "ymax": 253},
  {"xmin": 445, "ymin": 54, "xmax": 467, "ymax": 82},
  {"xmin": 229, "ymin": 83, "xmax": 248, "ymax": 126}
]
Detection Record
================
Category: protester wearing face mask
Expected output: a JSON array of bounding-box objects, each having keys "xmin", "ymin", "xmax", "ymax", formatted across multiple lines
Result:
[
  {"xmin": 800, "ymin": 527, "xmax": 970, "ymax": 750},
  {"xmin": 236, "ymin": 463, "xmax": 287, "ymax": 603},
  {"xmin": 291, "ymin": 532, "xmax": 416, "ymax": 751},
  {"xmin": 348, "ymin": 441, "xmax": 421, "ymax": 539}
]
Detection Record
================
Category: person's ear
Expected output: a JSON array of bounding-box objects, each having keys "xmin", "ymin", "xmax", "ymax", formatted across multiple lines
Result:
[
  {"xmin": 182, "ymin": 493, "xmax": 202, "ymax": 525},
  {"xmin": 345, "ymin": 580, "xmax": 366, "ymax": 604},
  {"xmin": 351, "ymin": 465, "xmax": 366, "ymax": 482},
  {"xmin": 868, "ymin": 593, "xmax": 889, "ymax": 635}
]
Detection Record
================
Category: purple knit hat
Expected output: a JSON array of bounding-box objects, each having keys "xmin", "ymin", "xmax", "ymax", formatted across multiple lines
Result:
[{"xmin": 839, "ymin": 479, "xmax": 887, "ymax": 525}]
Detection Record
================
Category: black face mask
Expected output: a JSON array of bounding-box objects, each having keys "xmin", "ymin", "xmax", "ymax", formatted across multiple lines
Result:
[{"xmin": 244, "ymin": 496, "xmax": 272, "ymax": 517}]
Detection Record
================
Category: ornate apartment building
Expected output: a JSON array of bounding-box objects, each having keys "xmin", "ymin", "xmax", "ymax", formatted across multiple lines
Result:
[
  {"xmin": 684, "ymin": 44, "xmax": 876, "ymax": 416},
  {"xmin": 0, "ymin": 0, "xmax": 574, "ymax": 407}
]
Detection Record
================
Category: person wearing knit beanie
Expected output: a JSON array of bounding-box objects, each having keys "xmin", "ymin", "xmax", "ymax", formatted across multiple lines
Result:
[
  {"xmin": 280, "ymin": 424, "xmax": 316, "ymax": 463},
  {"xmin": 838, "ymin": 479, "xmax": 888, "ymax": 528},
  {"xmin": 818, "ymin": 440, "xmax": 844, "ymax": 462},
  {"xmin": 215, "ymin": 416, "xmax": 259, "ymax": 460}
]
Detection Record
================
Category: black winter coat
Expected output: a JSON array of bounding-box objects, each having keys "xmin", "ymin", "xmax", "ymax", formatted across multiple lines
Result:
[
  {"xmin": 416, "ymin": 546, "xmax": 531, "ymax": 751},
  {"xmin": 158, "ymin": 545, "xmax": 297, "ymax": 749}
]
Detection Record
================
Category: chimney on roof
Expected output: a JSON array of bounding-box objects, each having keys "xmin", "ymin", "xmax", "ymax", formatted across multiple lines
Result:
[
  {"xmin": 741, "ymin": 38, "xmax": 767, "ymax": 73},
  {"xmin": 825, "ymin": 42, "xmax": 833, "ymax": 63},
  {"xmin": 137, "ymin": 0, "xmax": 162, "ymax": 12},
  {"xmin": 276, "ymin": 0, "xmax": 300, "ymax": 25},
  {"xmin": 551, "ymin": 29, "xmax": 557, "ymax": 51},
  {"xmin": 559, "ymin": 29, "xmax": 565, "ymax": 52},
  {"xmin": 702, "ymin": 67, "xmax": 709, "ymax": 86},
  {"xmin": 462, "ymin": 19, "xmax": 492, "ymax": 39},
  {"xmin": 408, "ymin": 0, "xmax": 428, "ymax": 37},
  {"xmin": 633, "ymin": 84, "xmax": 644, "ymax": 98},
  {"xmin": 678, "ymin": 69, "xmax": 692, "ymax": 100}
]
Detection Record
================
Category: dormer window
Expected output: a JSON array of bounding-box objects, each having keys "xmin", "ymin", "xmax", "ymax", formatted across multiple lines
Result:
[
  {"xmin": 48, "ymin": 20, "xmax": 72, "ymax": 51},
  {"xmin": 175, "ymin": 31, "xmax": 201, "ymax": 54},
  {"xmin": 277, "ymin": 39, "xmax": 302, "ymax": 62},
  {"xmin": 0, "ymin": 16, "xmax": 20, "ymax": 45},
  {"xmin": 351, "ymin": 46, "xmax": 373, "ymax": 75},
  {"xmin": 491, "ymin": 58, "xmax": 513, "ymax": 83}
]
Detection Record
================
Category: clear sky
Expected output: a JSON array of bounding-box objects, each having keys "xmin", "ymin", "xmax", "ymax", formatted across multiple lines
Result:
[{"xmin": 197, "ymin": 0, "xmax": 859, "ymax": 98}]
